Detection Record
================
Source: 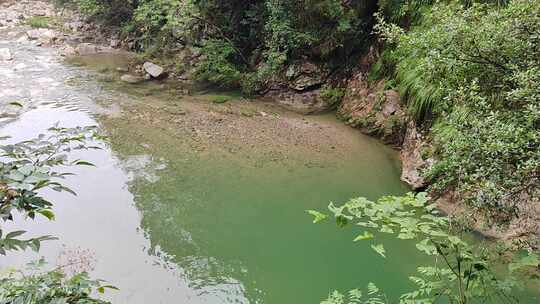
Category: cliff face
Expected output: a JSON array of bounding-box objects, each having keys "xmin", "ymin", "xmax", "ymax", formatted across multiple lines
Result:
[
  {"xmin": 338, "ymin": 52, "xmax": 539, "ymax": 249},
  {"xmin": 336, "ymin": 50, "xmax": 428, "ymax": 189}
]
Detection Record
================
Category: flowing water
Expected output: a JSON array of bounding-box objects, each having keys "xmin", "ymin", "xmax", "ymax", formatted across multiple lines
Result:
[{"xmin": 0, "ymin": 28, "xmax": 538, "ymax": 304}]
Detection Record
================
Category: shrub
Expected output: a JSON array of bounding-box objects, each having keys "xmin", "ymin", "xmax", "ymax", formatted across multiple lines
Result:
[
  {"xmin": 320, "ymin": 86, "xmax": 345, "ymax": 107},
  {"xmin": 378, "ymin": 0, "xmax": 540, "ymax": 213},
  {"xmin": 26, "ymin": 16, "xmax": 53, "ymax": 28},
  {"xmin": 0, "ymin": 260, "xmax": 114, "ymax": 304},
  {"xmin": 123, "ymin": 0, "xmax": 377, "ymax": 90},
  {"xmin": 193, "ymin": 39, "xmax": 242, "ymax": 88},
  {"xmin": 310, "ymin": 193, "xmax": 539, "ymax": 303}
]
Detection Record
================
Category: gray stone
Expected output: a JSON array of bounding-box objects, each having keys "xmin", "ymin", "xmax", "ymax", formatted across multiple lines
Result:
[
  {"xmin": 16, "ymin": 35, "xmax": 28, "ymax": 43},
  {"xmin": 286, "ymin": 61, "xmax": 326, "ymax": 91},
  {"xmin": 109, "ymin": 39, "xmax": 120, "ymax": 48},
  {"xmin": 75, "ymin": 43, "xmax": 99, "ymax": 55},
  {"xmin": 26, "ymin": 29, "xmax": 41, "ymax": 40},
  {"xmin": 59, "ymin": 45, "xmax": 76, "ymax": 56},
  {"xmin": 143, "ymin": 61, "xmax": 164, "ymax": 78},
  {"xmin": 26, "ymin": 28, "xmax": 57, "ymax": 41},
  {"xmin": 65, "ymin": 21, "xmax": 83, "ymax": 32},
  {"xmin": 270, "ymin": 89, "xmax": 331, "ymax": 114},
  {"xmin": 120, "ymin": 74, "xmax": 144, "ymax": 84},
  {"xmin": 0, "ymin": 48, "xmax": 13, "ymax": 60}
]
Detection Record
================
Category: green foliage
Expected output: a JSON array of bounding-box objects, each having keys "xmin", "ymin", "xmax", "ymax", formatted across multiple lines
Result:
[
  {"xmin": 0, "ymin": 259, "xmax": 114, "ymax": 304},
  {"xmin": 26, "ymin": 16, "xmax": 53, "ymax": 28},
  {"xmin": 377, "ymin": 0, "xmax": 434, "ymax": 25},
  {"xmin": 0, "ymin": 125, "xmax": 103, "ymax": 255},
  {"xmin": 321, "ymin": 283, "xmax": 387, "ymax": 304},
  {"xmin": 0, "ymin": 122, "xmax": 111, "ymax": 301},
  {"xmin": 75, "ymin": 0, "xmax": 105, "ymax": 16},
  {"xmin": 377, "ymin": 0, "xmax": 540, "ymax": 214},
  {"xmin": 306, "ymin": 210, "xmax": 328, "ymax": 223},
  {"xmin": 428, "ymin": 83, "xmax": 540, "ymax": 216},
  {"xmin": 210, "ymin": 95, "xmax": 231, "ymax": 104},
  {"xmin": 58, "ymin": 0, "xmax": 136, "ymax": 24},
  {"xmin": 264, "ymin": 0, "xmax": 372, "ymax": 61},
  {"xmin": 130, "ymin": 0, "xmax": 188, "ymax": 51},
  {"xmin": 194, "ymin": 39, "xmax": 242, "ymax": 88},
  {"xmin": 320, "ymin": 86, "xmax": 345, "ymax": 107},
  {"xmin": 108, "ymin": 0, "xmax": 376, "ymax": 91},
  {"xmin": 310, "ymin": 193, "xmax": 539, "ymax": 303}
]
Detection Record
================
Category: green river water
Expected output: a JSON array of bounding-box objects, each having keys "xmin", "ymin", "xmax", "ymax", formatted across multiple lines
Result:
[{"xmin": 0, "ymin": 30, "xmax": 538, "ymax": 304}]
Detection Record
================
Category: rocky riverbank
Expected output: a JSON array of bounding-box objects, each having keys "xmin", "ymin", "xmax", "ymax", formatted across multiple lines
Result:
[{"xmin": 0, "ymin": 0, "xmax": 397, "ymax": 172}]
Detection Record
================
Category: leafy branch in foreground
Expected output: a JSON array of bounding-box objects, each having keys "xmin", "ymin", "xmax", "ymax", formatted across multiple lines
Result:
[
  {"xmin": 0, "ymin": 259, "xmax": 114, "ymax": 304},
  {"xmin": 0, "ymin": 125, "xmax": 104, "ymax": 255},
  {"xmin": 310, "ymin": 193, "xmax": 539, "ymax": 304}
]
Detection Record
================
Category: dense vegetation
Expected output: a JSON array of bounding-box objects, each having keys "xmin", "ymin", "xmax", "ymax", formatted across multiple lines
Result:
[
  {"xmin": 59, "ymin": 0, "xmax": 378, "ymax": 93},
  {"xmin": 375, "ymin": 0, "xmax": 540, "ymax": 227}
]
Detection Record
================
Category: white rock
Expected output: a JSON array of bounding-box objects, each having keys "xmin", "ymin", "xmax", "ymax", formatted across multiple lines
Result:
[
  {"xmin": 143, "ymin": 61, "xmax": 164, "ymax": 78},
  {"xmin": 0, "ymin": 48, "xmax": 13, "ymax": 61}
]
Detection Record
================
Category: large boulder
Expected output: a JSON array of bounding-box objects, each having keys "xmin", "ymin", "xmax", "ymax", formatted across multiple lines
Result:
[
  {"xmin": 143, "ymin": 61, "xmax": 165, "ymax": 78},
  {"xmin": 285, "ymin": 61, "xmax": 327, "ymax": 91},
  {"xmin": 0, "ymin": 48, "xmax": 13, "ymax": 61},
  {"xmin": 267, "ymin": 88, "xmax": 331, "ymax": 114}
]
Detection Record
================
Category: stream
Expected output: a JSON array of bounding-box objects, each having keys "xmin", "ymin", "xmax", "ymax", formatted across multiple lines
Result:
[{"xmin": 0, "ymin": 21, "xmax": 538, "ymax": 304}]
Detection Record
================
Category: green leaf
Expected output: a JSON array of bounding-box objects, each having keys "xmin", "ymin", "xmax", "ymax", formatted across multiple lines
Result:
[
  {"xmin": 52, "ymin": 185, "xmax": 77, "ymax": 196},
  {"xmin": 380, "ymin": 225, "xmax": 394, "ymax": 233},
  {"xmin": 73, "ymin": 160, "xmax": 95, "ymax": 167},
  {"xmin": 353, "ymin": 231, "xmax": 374, "ymax": 241},
  {"xmin": 336, "ymin": 215, "xmax": 348, "ymax": 228},
  {"xmin": 306, "ymin": 210, "xmax": 328, "ymax": 223},
  {"xmin": 416, "ymin": 239, "xmax": 437, "ymax": 255},
  {"xmin": 38, "ymin": 209, "xmax": 55, "ymax": 221},
  {"xmin": 371, "ymin": 244, "xmax": 386, "ymax": 258},
  {"xmin": 5, "ymin": 230, "xmax": 26, "ymax": 239},
  {"xmin": 367, "ymin": 282, "xmax": 379, "ymax": 295},
  {"xmin": 397, "ymin": 231, "xmax": 415, "ymax": 240},
  {"xmin": 100, "ymin": 284, "xmax": 119, "ymax": 291},
  {"xmin": 8, "ymin": 101, "xmax": 23, "ymax": 107},
  {"xmin": 7, "ymin": 170, "xmax": 25, "ymax": 181},
  {"xmin": 18, "ymin": 165, "xmax": 35, "ymax": 176}
]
